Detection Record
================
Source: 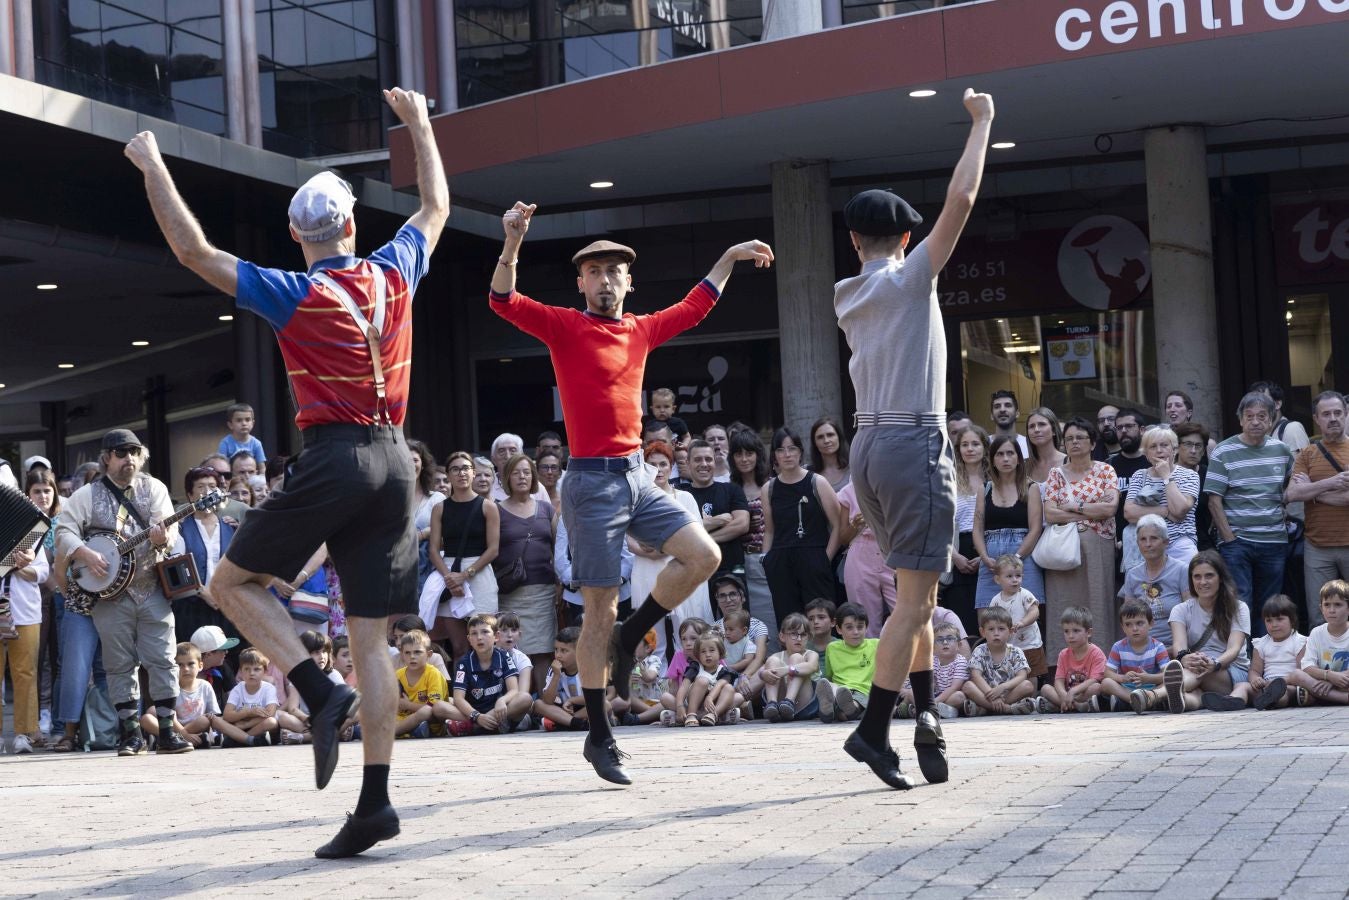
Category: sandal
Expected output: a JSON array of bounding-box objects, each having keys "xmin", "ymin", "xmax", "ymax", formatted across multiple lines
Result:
[
  {"xmin": 699, "ymin": 712, "xmax": 717, "ymax": 727},
  {"xmin": 51, "ymin": 735, "xmax": 77, "ymax": 753},
  {"xmin": 684, "ymin": 715, "xmax": 700, "ymax": 728}
]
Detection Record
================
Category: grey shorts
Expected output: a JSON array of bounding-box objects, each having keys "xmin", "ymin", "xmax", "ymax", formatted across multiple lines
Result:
[
  {"xmin": 850, "ymin": 425, "xmax": 956, "ymax": 573},
  {"xmin": 560, "ymin": 452, "xmax": 697, "ymax": 588}
]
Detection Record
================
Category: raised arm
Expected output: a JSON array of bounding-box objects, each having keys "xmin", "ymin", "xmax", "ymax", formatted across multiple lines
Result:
[
  {"xmin": 923, "ymin": 89, "xmax": 995, "ymax": 274},
  {"xmin": 704, "ymin": 240, "xmax": 774, "ymax": 293},
  {"xmin": 492, "ymin": 201, "xmax": 537, "ymax": 296},
  {"xmin": 125, "ymin": 131, "xmax": 239, "ymax": 297},
  {"xmin": 384, "ymin": 88, "xmax": 449, "ymax": 254}
]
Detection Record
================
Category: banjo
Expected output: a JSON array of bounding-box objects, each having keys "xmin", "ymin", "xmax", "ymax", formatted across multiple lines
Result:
[{"xmin": 70, "ymin": 488, "xmax": 226, "ymax": 601}]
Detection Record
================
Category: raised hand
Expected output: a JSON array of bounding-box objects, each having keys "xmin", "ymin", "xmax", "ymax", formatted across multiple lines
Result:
[
  {"xmin": 124, "ymin": 131, "xmax": 165, "ymax": 173},
  {"xmin": 726, "ymin": 240, "xmax": 775, "ymax": 268},
  {"xmin": 503, "ymin": 201, "xmax": 537, "ymax": 242},
  {"xmin": 383, "ymin": 87, "xmax": 431, "ymax": 128},
  {"xmin": 963, "ymin": 88, "xmax": 994, "ymax": 123}
]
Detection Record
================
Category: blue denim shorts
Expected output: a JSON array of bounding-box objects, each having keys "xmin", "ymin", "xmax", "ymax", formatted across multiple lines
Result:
[{"xmin": 560, "ymin": 453, "xmax": 696, "ymax": 588}]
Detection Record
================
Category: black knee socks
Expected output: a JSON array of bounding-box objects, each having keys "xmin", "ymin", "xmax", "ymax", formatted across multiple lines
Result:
[
  {"xmin": 856, "ymin": 686, "xmax": 899, "ymax": 748},
  {"xmin": 908, "ymin": 669, "xmax": 935, "ymax": 715},
  {"xmin": 583, "ymin": 688, "xmax": 612, "ymax": 745},
  {"xmin": 354, "ymin": 764, "xmax": 390, "ymax": 817},
  {"xmin": 289, "ymin": 658, "xmax": 336, "ymax": 713},
  {"xmin": 620, "ymin": 596, "xmax": 668, "ymax": 654}
]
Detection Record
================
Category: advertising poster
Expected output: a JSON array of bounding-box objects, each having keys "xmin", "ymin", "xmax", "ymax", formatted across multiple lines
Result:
[{"xmin": 1042, "ymin": 325, "xmax": 1098, "ymax": 381}]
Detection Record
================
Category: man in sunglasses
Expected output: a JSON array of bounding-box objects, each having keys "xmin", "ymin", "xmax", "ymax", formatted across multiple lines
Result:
[{"xmin": 54, "ymin": 428, "xmax": 194, "ymax": 757}]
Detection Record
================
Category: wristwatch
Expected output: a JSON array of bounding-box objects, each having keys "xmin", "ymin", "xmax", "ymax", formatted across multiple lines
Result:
[
  {"xmin": 470, "ymin": 710, "xmax": 480, "ymax": 723},
  {"xmin": 465, "ymin": 566, "xmax": 477, "ymax": 578}
]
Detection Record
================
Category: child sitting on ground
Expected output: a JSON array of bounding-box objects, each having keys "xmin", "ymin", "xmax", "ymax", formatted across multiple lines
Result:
[
  {"xmin": 1040, "ymin": 607, "xmax": 1107, "ymax": 713},
  {"xmin": 630, "ymin": 630, "xmax": 665, "ymax": 709},
  {"xmin": 804, "ymin": 597, "xmax": 837, "ymax": 659},
  {"xmin": 1203, "ymin": 594, "xmax": 1307, "ymax": 712},
  {"xmin": 1288, "ymin": 580, "xmax": 1349, "ymax": 706},
  {"xmin": 390, "ymin": 614, "xmax": 451, "ymax": 680},
  {"xmin": 535, "ymin": 626, "xmax": 589, "ymax": 731},
  {"xmin": 932, "ymin": 605, "xmax": 973, "ymax": 657},
  {"xmin": 396, "ymin": 629, "xmax": 455, "ymax": 738},
  {"xmin": 495, "ymin": 612, "xmax": 534, "ymax": 706},
  {"xmin": 218, "ymin": 648, "xmax": 280, "ymax": 746},
  {"xmin": 988, "ymin": 554, "xmax": 1047, "ymax": 683},
  {"xmin": 899, "ymin": 622, "xmax": 968, "ymax": 719},
  {"xmin": 660, "ymin": 618, "xmax": 711, "ymax": 723},
  {"xmin": 818, "ymin": 602, "xmax": 879, "ymax": 724},
  {"xmin": 279, "ymin": 630, "xmax": 346, "ymax": 743},
  {"xmin": 759, "ymin": 613, "xmax": 820, "ymax": 722},
  {"xmin": 679, "ymin": 632, "xmax": 741, "ymax": 726},
  {"xmin": 719, "ymin": 609, "xmax": 765, "ymax": 681},
  {"xmin": 1100, "ymin": 600, "xmax": 1171, "ymax": 713},
  {"xmin": 451, "ymin": 614, "xmax": 533, "ymax": 734},
  {"xmin": 965, "ymin": 607, "xmax": 1036, "ymax": 716},
  {"xmin": 331, "ymin": 634, "xmax": 357, "ymax": 687},
  {"xmin": 140, "ymin": 642, "xmax": 220, "ymax": 749}
]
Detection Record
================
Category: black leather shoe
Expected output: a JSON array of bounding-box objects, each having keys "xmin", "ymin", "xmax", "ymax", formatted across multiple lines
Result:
[
  {"xmin": 609, "ymin": 623, "xmax": 634, "ymax": 701},
  {"xmin": 913, "ymin": 710, "xmax": 949, "ymax": 784},
  {"xmin": 314, "ymin": 806, "xmax": 400, "ymax": 859},
  {"xmin": 583, "ymin": 738, "xmax": 633, "ymax": 786},
  {"xmin": 843, "ymin": 730, "xmax": 915, "ymax": 790},
  {"xmin": 311, "ymin": 684, "xmax": 361, "ymax": 790},
  {"xmin": 156, "ymin": 731, "xmax": 195, "ymax": 755},
  {"xmin": 116, "ymin": 730, "xmax": 147, "ymax": 757}
]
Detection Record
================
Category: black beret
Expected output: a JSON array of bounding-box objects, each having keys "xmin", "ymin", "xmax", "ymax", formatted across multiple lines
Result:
[{"xmin": 844, "ymin": 189, "xmax": 922, "ymax": 236}]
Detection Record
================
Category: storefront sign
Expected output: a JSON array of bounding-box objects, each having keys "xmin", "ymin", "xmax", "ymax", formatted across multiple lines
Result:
[
  {"xmin": 1042, "ymin": 325, "xmax": 1102, "ymax": 381},
  {"xmin": 1276, "ymin": 201, "xmax": 1349, "ymax": 285},
  {"xmin": 1054, "ymin": 0, "xmax": 1349, "ymax": 54}
]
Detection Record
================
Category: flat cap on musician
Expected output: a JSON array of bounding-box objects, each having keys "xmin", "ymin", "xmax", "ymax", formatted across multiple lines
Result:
[
  {"xmin": 571, "ymin": 240, "xmax": 636, "ymax": 268},
  {"xmin": 101, "ymin": 428, "xmax": 144, "ymax": 450},
  {"xmin": 844, "ymin": 189, "xmax": 923, "ymax": 236},
  {"xmin": 289, "ymin": 171, "xmax": 356, "ymax": 243}
]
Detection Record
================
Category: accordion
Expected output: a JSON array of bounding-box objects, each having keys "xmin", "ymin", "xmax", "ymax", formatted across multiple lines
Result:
[{"xmin": 0, "ymin": 481, "xmax": 50, "ymax": 578}]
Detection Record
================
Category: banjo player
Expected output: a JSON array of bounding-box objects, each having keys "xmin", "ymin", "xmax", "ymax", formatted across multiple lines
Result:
[{"xmin": 54, "ymin": 428, "xmax": 195, "ymax": 756}]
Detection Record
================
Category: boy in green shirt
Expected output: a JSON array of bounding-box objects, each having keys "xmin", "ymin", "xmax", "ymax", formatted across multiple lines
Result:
[{"xmin": 818, "ymin": 603, "xmax": 879, "ymax": 723}]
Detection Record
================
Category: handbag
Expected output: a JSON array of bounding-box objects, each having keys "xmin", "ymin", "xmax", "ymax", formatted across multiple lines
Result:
[
  {"xmin": 442, "ymin": 496, "xmax": 483, "ymax": 604},
  {"xmin": 493, "ymin": 502, "xmax": 535, "ymax": 595},
  {"xmin": 289, "ymin": 590, "xmax": 331, "ymax": 624},
  {"xmin": 1033, "ymin": 523, "xmax": 1082, "ymax": 571}
]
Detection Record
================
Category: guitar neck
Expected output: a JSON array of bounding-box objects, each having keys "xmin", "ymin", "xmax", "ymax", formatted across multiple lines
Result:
[{"xmin": 117, "ymin": 504, "xmax": 197, "ymax": 555}]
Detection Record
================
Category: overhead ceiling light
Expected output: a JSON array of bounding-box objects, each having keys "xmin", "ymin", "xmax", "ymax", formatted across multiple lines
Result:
[
  {"xmin": 1287, "ymin": 298, "xmax": 1295, "ymax": 304},
  {"xmin": 992, "ymin": 141, "xmax": 1016, "ymax": 150},
  {"xmin": 1286, "ymin": 310, "xmax": 1293, "ymax": 322},
  {"xmin": 908, "ymin": 89, "xmax": 936, "ymax": 98},
  {"xmin": 589, "ymin": 181, "xmax": 614, "ymax": 189},
  {"xmin": 36, "ymin": 283, "xmax": 58, "ymax": 290},
  {"xmin": 132, "ymin": 340, "xmax": 150, "ymax": 347},
  {"xmin": 0, "ymin": 384, "xmax": 6, "ymax": 389},
  {"xmin": 498, "ymin": 358, "xmax": 513, "ymax": 363},
  {"xmin": 58, "ymin": 362, "xmax": 75, "ymax": 369},
  {"xmin": 219, "ymin": 314, "xmax": 234, "ymax": 321},
  {"xmin": 1003, "ymin": 345, "xmax": 1040, "ymax": 354},
  {"xmin": 1057, "ymin": 320, "xmax": 1065, "ymax": 325}
]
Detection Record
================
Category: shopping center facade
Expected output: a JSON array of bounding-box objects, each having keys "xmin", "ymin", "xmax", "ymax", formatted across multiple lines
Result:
[{"xmin": 1, "ymin": 0, "xmax": 1346, "ymax": 477}]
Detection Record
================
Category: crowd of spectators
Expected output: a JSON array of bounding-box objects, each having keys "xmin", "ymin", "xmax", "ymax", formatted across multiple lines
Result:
[{"xmin": 2, "ymin": 380, "xmax": 1346, "ymax": 754}]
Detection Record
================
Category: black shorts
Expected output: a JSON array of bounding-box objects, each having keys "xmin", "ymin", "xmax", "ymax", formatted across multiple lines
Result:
[{"xmin": 225, "ymin": 423, "xmax": 417, "ymax": 619}]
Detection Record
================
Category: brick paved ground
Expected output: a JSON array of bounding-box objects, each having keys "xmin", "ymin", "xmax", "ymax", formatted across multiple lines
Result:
[{"xmin": 3, "ymin": 706, "xmax": 1347, "ymax": 899}]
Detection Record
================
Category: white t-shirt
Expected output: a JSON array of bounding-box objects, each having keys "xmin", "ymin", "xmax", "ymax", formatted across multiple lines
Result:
[
  {"xmin": 506, "ymin": 646, "xmax": 531, "ymax": 680},
  {"xmin": 1168, "ymin": 600, "xmax": 1252, "ymax": 668},
  {"xmin": 1, "ymin": 550, "xmax": 48, "ymax": 625},
  {"xmin": 226, "ymin": 680, "xmax": 279, "ymax": 712},
  {"xmin": 1252, "ymin": 632, "xmax": 1308, "ymax": 679},
  {"xmin": 177, "ymin": 680, "xmax": 221, "ymax": 725},
  {"xmin": 543, "ymin": 665, "xmax": 582, "ymax": 704},
  {"xmin": 1301, "ymin": 624, "xmax": 1349, "ymax": 672},
  {"xmin": 990, "ymin": 588, "xmax": 1042, "ymax": 650},
  {"xmin": 723, "ymin": 632, "xmax": 752, "ymax": 666}
]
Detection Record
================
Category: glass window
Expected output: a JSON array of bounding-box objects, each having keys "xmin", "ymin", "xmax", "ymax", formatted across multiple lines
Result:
[
  {"xmin": 1286, "ymin": 293, "xmax": 1334, "ymax": 401},
  {"xmin": 960, "ymin": 310, "xmax": 1157, "ymax": 427}
]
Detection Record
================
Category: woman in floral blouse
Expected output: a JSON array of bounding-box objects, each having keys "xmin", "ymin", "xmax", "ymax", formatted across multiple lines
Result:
[{"xmin": 1043, "ymin": 416, "xmax": 1119, "ymax": 657}]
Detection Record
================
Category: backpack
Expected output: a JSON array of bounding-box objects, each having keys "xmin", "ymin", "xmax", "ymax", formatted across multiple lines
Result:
[{"xmin": 78, "ymin": 683, "xmax": 120, "ymax": 751}]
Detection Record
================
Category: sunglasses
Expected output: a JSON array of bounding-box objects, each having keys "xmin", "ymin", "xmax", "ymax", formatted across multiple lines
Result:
[{"xmin": 111, "ymin": 446, "xmax": 143, "ymax": 459}]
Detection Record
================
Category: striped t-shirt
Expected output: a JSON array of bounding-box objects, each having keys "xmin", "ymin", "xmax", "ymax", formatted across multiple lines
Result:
[
  {"xmin": 235, "ymin": 224, "xmax": 428, "ymax": 429},
  {"xmin": 1203, "ymin": 435, "xmax": 1294, "ymax": 544},
  {"xmin": 1106, "ymin": 637, "xmax": 1169, "ymax": 681}
]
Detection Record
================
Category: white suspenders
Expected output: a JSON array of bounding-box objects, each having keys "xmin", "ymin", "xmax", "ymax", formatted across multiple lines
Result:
[{"xmin": 312, "ymin": 267, "xmax": 392, "ymax": 425}]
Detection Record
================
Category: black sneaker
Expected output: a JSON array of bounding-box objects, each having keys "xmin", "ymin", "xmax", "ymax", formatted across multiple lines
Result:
[
  {"xmin": 843, "ymin": 730, "xmax": 915, "ymax": 790},
  {"xmin": 609, "ymin": 623, "xmax": 635, "ymax": 701},
  {"xmin": 117, "ymin": 731, "xmax": 147, "ymax": 757},
  {"xmin": 313, "ymin": 806, "xmax": 401, "ymax": 859},
  {"xmin": 913, "ymin": 710, "xmax": 949, "ymax": 784},
  {"xmin": 311, "ymin": 684, "xmax": 361, "ymax": 790},
  {"xmin": 583, "ymin": 737, "xmax": 632, "ymax": 786},
  {"xmin": 1254, "ymin": 677, "xmax": 1287, "ymax": 711},
  {"xmin": 1201, "ymin": 692, "xmax": 1245, "ymax": 712},
  {"xmin": 156, "ymin": 732, "xmax": 195, "ymax": 755}
]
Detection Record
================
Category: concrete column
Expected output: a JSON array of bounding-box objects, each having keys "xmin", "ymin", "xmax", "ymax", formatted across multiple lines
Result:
[
  {"xmin": 221, "ymin": 0, "xmax": 245, "ymax": 143},
  {"xmin": 396, "ymin": 0, "xmax": 416, "ymax": 89},
  {"xmin": 0, "ymin": 0, "xmax": 14, "ymax": 76},
  {"xmin": 771, "ymin": 160, "xmax": 841, "ymax": 435},
  {"xmin": 13, "ymin": 0, "xmax": 32, "ymax": 80},
  {"xmin": 240, "ymin": 0, "xmax": 261, "ymax": 146},
  {"xmin": 1145, "ymin": 126, "xmax": 1220, "ymax": 432},
  {"xmin": 821, "ymin": 0, "xmax": 843, "ymax": 29},
  {"xmin": 434, "ymin": 0, "xmax": 458, "ymax": 111},
  {"xmin": 762, "ymin": 0, "xmax": 821, "ymax": 40}
]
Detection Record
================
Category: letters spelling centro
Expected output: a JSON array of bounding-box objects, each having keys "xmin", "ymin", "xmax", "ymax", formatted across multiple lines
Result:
[{"xmin": 1055, "ymin": 0, "xmax": 1349, "ymax": 54}]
